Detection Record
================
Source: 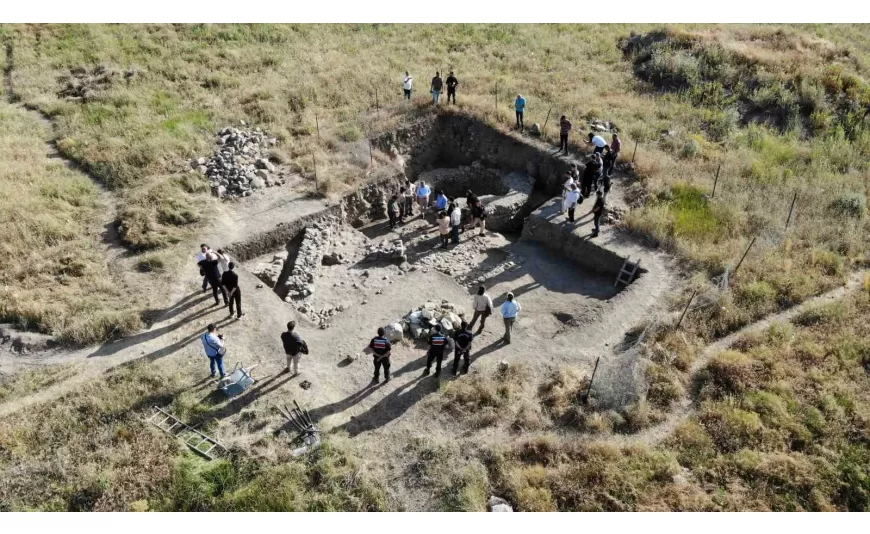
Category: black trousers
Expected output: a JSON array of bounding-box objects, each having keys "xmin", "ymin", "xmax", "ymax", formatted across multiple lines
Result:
[
  {"xmin": 374, "ymin": 356, "xmax": 391, "ymax": 380},
  {"xmin": 209, "ymin": 279, "xmax": 227, "ymax": 304},
  {"xmin": 452, "ymin": 347, "xmax": 471, "ymax": 373},
  {"xmin": 516, "ymin": 111, "xmax": 524, "ymax": 128},
  {"xmin": 593, "ymin": 212, "xmax": 602, "ymax": 233},
  {"xmin": 426, "ymin": 350, "xmax": 445, "ymax": 374},
  {"xmin": 447, "ymin": 87, "xmax": 456, "ymax": 104},
  {"xmin": 560, "ymin": 133, "xmax": 569, "ymax": 151},
  {"xmin": 404, "ymin": 89, "xmax": 411, "ymax": 100},
  {"xmin": 389, "ymin": 211, "xmax": 398, "ymax": 228},
  {"xmin": 202, "ymin": 275, "xmax": 211, "ymax": 291},
  {"xmin": 604, "ymin": 154, "xmax": 617, "ymax": 177},
  {"xmin": 567, "ymin": 207, "xmax": 576, "ymax": 222},
  {"xmin": 581, "ymin": 179, "xmax": 594, "ymax": 198},
  {"xmin": 227, "ymin": 288, "xmax": 242, "ymax": 317}
]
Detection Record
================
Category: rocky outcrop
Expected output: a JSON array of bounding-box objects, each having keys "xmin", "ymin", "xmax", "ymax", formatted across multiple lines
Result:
[
  {"xmin": 399, "ymin": 301, "xmax": 467, "ymax": 339},
  {"xmin": 193, "ymin": 124, "xmax": 286, "ymax": 198}
]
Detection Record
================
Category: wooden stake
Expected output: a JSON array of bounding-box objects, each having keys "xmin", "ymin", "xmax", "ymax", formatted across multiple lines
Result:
[
  {"xmin": 785, "ymin": 192, "xmax": 798, "ymax": 229},
  {"xmin": 675, "ymin": 289, "xmax": 697, "ymax": 330},
  {"xmin": 375, "ymin": 87, "xmax": 379, "ymax": 116},
  {"xmin": 312, "ymin": 151, "xmax": 318, "ymax": 192},
  {"xmin": 732, "ymin": 237, "xmax": 757, "ymax": 276},
  {"xmin": 542, "ymin": 108, "xmax": 552, "ymax": 134},
  {"xmin": 315, "ymin": 113, "xmax": 320, "ymax": 143},
  {"xmin": 369, "ymin": 139, "xmax": 374, "ymax": 168},
  {"xmin": 711, "ymin": 164, "xmax": 721, "ymax": 198},
  {"xmin": 631, "ymin": 140, "xmax": 639, "ymax": 163},
  {"xmin": 495, "ymin": 82, "xmax": 498, "ymax": 118},
  {"xmin": 582, "ymin": 356, "xmax": 600, "ymax": 403}
]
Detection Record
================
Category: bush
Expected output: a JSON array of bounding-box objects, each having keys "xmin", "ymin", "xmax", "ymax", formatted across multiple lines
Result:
[
  {"xmin": 697, "ymin": 350, "xmax": 766, "ymax": 398},
  {"xmin": 680, "ymin": 139, "xmax": 701, "ymax": 159},
  {"xmin": 829, "ymin": 192, "xmax": 866, "ymax": 219}
]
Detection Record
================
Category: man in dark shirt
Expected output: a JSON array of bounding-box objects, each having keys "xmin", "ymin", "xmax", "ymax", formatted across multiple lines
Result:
[
  {"xmin": 558, "ymin": 115, "xmax": 572, "ymax": 154},
  {"xmin": 581, "ymin": 156, "xmax": 602, "ymax": 198},
  {"xmin": 445, "ymin": 71, "xmax": 459, "ymax": 105},
  {"xmin": 430, "ymin": 72, "xmax": 443, "ymax": 106},
  {"xmin": 221, "ymin": 262, "xmax": 243, "ymax": 319},
  {"xmin": 281, "ymin": 321, "xmax": 307, "ymax": 376},
  {"xmin": 591, "ymin": 190, "xmax": 606, "ymax": 238},
  {"xmin": 423, "ymin": 324, "xmax": 449, "ymax": 377},
  {"xmin": 368, "ymin": 327, "xmax": 392, "ymax": 383},
  {"xmin": 199, "ymin": 252, "xmax": 228, "ymax": 306},
  {"xmin": 452, "ymin": 321, "xmax": 474, "ymax": 375}
]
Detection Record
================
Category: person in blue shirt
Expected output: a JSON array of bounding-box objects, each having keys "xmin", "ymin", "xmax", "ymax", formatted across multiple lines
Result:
[
  {"xmin": 201, "ymin": 323, "xmax": 226, "ymax": 378},
  {"xmin": 423, "ymin": 324, "xmax": 450, "ymax": 377},
  {"xmin": 435, "ymin": 190, "xmax": 449, "ymax": 211},
  {"xmin": 500, "ymin": 292, "xmax": 522, "ymax": 344},
  {"xmin": 416, "ymin": 181, "xmax": 432, "ymax": 216},
  {"xmin": 515, "ymin": 94, "xmax": 526, "ymax": 131},
  {"xmin": 369, "ymin": 327, "xmax": 392, "ymax": 383}
]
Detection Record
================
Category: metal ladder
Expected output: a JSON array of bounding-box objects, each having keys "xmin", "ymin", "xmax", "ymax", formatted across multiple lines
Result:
[
  {"xmin": 615, "ymin": 256, "xmax": 641, "ymax": 287},
  {"xmin": 145, "ymin": 406, "xmax": 225, "ymax": 460}
]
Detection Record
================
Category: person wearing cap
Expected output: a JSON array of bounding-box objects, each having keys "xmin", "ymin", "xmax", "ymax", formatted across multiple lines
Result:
[
  {"xmin": 515, "ymin": 94, "xmax": 526, "ymax": 130},
  {"xmin": 591, "ymin": 190, "xmax": 606, "ymax": 238},
  {"xmin": 587, "ymin": 132, "xmax": 609, "ymax": 154},
  {"xmin": 500, "ymin": 293, "xmax": 521, "ymax": 344},
  {"xmin": 368, "ymin": 327, "xmax": 392, "ymax": 383},
  {"xmin": 566, "ymin": 183, "xmax": 583, "ymax": 223},
  {"xmin": 423, "ymin": 324, "xmax": 450, "ymax": 377},
  {"xmin": 201, "ymin": 323, "xmax": 226, "ymax": 378}
]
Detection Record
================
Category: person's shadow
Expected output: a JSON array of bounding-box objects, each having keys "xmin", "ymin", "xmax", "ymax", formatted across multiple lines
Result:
[{"xmin": 333, "ymin": 375, "xmax": 435, "ymax": 437}]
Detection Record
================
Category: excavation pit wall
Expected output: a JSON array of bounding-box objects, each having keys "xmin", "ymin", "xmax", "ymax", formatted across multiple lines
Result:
[{"xmin": 521, "ymin": 198, "xmax": 649, "ymax": 282}]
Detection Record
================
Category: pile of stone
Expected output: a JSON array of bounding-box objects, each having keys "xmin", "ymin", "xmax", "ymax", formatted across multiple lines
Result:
[
  {"xmin": 589, "ymin": 119, "xmax": 618, "ymax": 133},
  {"xmin": 252, "ymin": 251, "xmax": 288, "ymax": 288},
  {"xmin": 191, "ymin": 124, "xmax": 284, "ymax": 198},
  {"xmin": 363, "ymin": 238, "xmax": 406, "ymax": 264},
  {"xmin": 383, "ymin": 300, "xmax": 467, "ymax": 341},
  {"xmin": 282, "ymin": 224, "xmax": 333, "ymax": 300}
]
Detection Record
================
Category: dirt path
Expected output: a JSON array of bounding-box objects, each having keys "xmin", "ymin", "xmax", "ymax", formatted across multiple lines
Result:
[{"xmin": 619, "ymin": 269, "xmax": 869, "ymax": 447}]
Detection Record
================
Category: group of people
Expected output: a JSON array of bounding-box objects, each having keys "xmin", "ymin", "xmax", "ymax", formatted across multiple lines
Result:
[
  {"xmin": 387, "ymin": 179, "xmax": 487, "ymax": 246},
  {"xmin": 403, "ymin": 71, "xmax": 459, "ymax": 106},
  {"xmin": 557, "ymin": 131, "xmax": 621, "ymax": 237},
  {"xmin": 196, "ymin": 244, "xmax": 244, "ymax": 319},
  {"xmin": 367, "ymin": 285, "xmax": 521, "ymax": 382}
]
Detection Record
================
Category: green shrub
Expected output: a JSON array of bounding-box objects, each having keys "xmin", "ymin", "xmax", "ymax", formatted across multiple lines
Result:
[
  {"xmin": 680, "ymin": 139, "xmax": 701, "ymax": 158},
  {"xmin": 829, "ymin": 192, "xmax": 866, "ymax": 219}
]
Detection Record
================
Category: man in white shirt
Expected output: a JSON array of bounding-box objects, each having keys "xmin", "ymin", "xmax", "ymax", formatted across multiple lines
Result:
[
  {"xmin": 196, "ymin": 243, "xmax": 212, "ymax": 292},
  {"xmin": 469, "ymin": 285, "xmax": 494, "ymax": 334},
  {"xmin": 450, "ymin": 203, "xmax": 462, "ymax": 245},
  {"xmin": 500, "ymin": 292, "xmax": 521, "ymax": 344},
  {"xmin": 215, "ymin": 249, "xmax": 233, "ymax": 276},
  {"xmin": 561, "ymin": 171, "xmax": 575, "ymax": 214},
  {"xmin": 565, "ymin": 184, "xmax": 583, "ymax": 223},
  {"xmin": 587, "ymin": 132, "xmax": 609, "ymax": 154},
  {"xmin": 403, "ymin": 72, "xmax": 413, "ymax": 100},
  {"xmin": 416, "ymin": 181, "xmax": 431, "ymax": 215},
  {"xmin": 403, "ymin": 180, "xmax": 415, "ymax": 217}
]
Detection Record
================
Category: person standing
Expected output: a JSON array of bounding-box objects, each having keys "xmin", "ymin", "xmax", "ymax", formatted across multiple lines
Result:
[
  {"xmin": 446, "ymin": 71, "xmax": 459, "ymax": 105},
  {"xmin": 587, "ymin": 132, "xmax": 609, "ymax": 154},
  {"xmin": 200, "ymin": 252, "xmax": 228, "ymax": 307},
  {"xmin": 566, "ymin": 184, "xmax": 583, "ymax": 223},
  {"xmin": 452, "ymin": 320, "xmax": 474, "ymax": 375},
  {"xmin": 437, "ymin": 210, "xmax": 451, "ymax": 248},
  {"xmin": 468, "ymin": 199, "xmax": 487, "ymax": 237},
  {"xmin": 561, "ymin": 171, "xmax": 575, "ymax": 214},
  {"xmin": 403, "ymin": 180, "xmax": 415, "ymax": 217},
  {"xmin": 450, "ymin": 202, "xmax": 462, "ymax": 245},
  {"xmin": 605, "ymin": 133, "xmax": 621, "ymax": 178},
  {"xmin": 435, "ymin": 189, "xmax": 449, "ymax": 212},
  {"xmin": 581, "ymin": 156, "xmax": 601, "ymax": 198},
  {"xmin": 201, "ymin": 323, "xmax": 226, "ymax": 378},
  {"xmin": 591, "ymin": 190, "xmax": 606, "ymax": 238},
  {"xmin": 196, "ymin": 244, "xmax": 212, "ymax": 292},
  {"xmin": 416, "ymin": 181, "xmax": 431, "ymax": 216},
  {"xmin": 430, "ymin": 72, "xmax": 443, "ymax": 105},
  {"xmin": 215, "ymin": 248, "xmax": 234, "ymax": 277},
  {"xmin": 500, "ymin": 292, "xmax": 521, "ymax": 344},
  {"xmin": 221, "ymin": 262, "xmax": 244, "ymax": 319},
  {"xmin": 515, "ymin": 94, "xmax": 526, "ymax": 130},
  {"xmin": 423, "ymin": 324, "xmax": 448, "ymax": 377},
  {"xmin": 468, "ymin": 285, "xmax": 494, "ymax": 334},
  {"xmin": 388, "ymin": 194, "xmax": 401, "ymax": 229},
  {"xmin": 281, "ymin": 321, "xmax": 308, "ymax": 376},
  {"xmin": 558, "ymin": 116, "xmax": 572, "ymax": 154},
  {"xmin": 403, "ymin": 71, "xmax": 413, "ymax": 100},
  {"xmin": 369, "ymin": 327, "xmax": 392, "ymax": 383}
]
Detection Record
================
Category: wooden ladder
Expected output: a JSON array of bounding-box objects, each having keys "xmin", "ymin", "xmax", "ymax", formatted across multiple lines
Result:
[
  {"xmin": 146, "ymin": 406, "xmax": 225, "ymax": 460},
  {"xmin": 615, "ymin": 256, "xmax": 641, "ymax": 287}
]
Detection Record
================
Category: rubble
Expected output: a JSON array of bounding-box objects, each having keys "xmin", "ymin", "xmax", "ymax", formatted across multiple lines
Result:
[
  {"xmin": 252, "ymin": 252, "xmax": 287, "ymax": 288},
  {"xmin": 396, "ymin": 300, "xmax": 466, "ymax": 339},
  {"xmin": 363, "ymin": 238, "xmax": 407, "ymax": 264},
  {"xmin": 193, "ymin": 124, "xmax": 284, "ymax": 199}
]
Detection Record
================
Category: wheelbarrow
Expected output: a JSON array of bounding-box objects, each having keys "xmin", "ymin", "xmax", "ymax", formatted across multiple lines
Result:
[{"xmin": 217, "ymin": 362, "xmax": 257, "ymax": 398}]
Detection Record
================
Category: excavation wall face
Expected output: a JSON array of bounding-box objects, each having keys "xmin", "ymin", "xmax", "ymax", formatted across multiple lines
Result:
[
  {"xmin": 375, "ymin": 112, "xmax": 579, "ymax": 196},
  {"xmin": 521, "ymin": 199, "xmax": 648, "ymax": 280}
]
